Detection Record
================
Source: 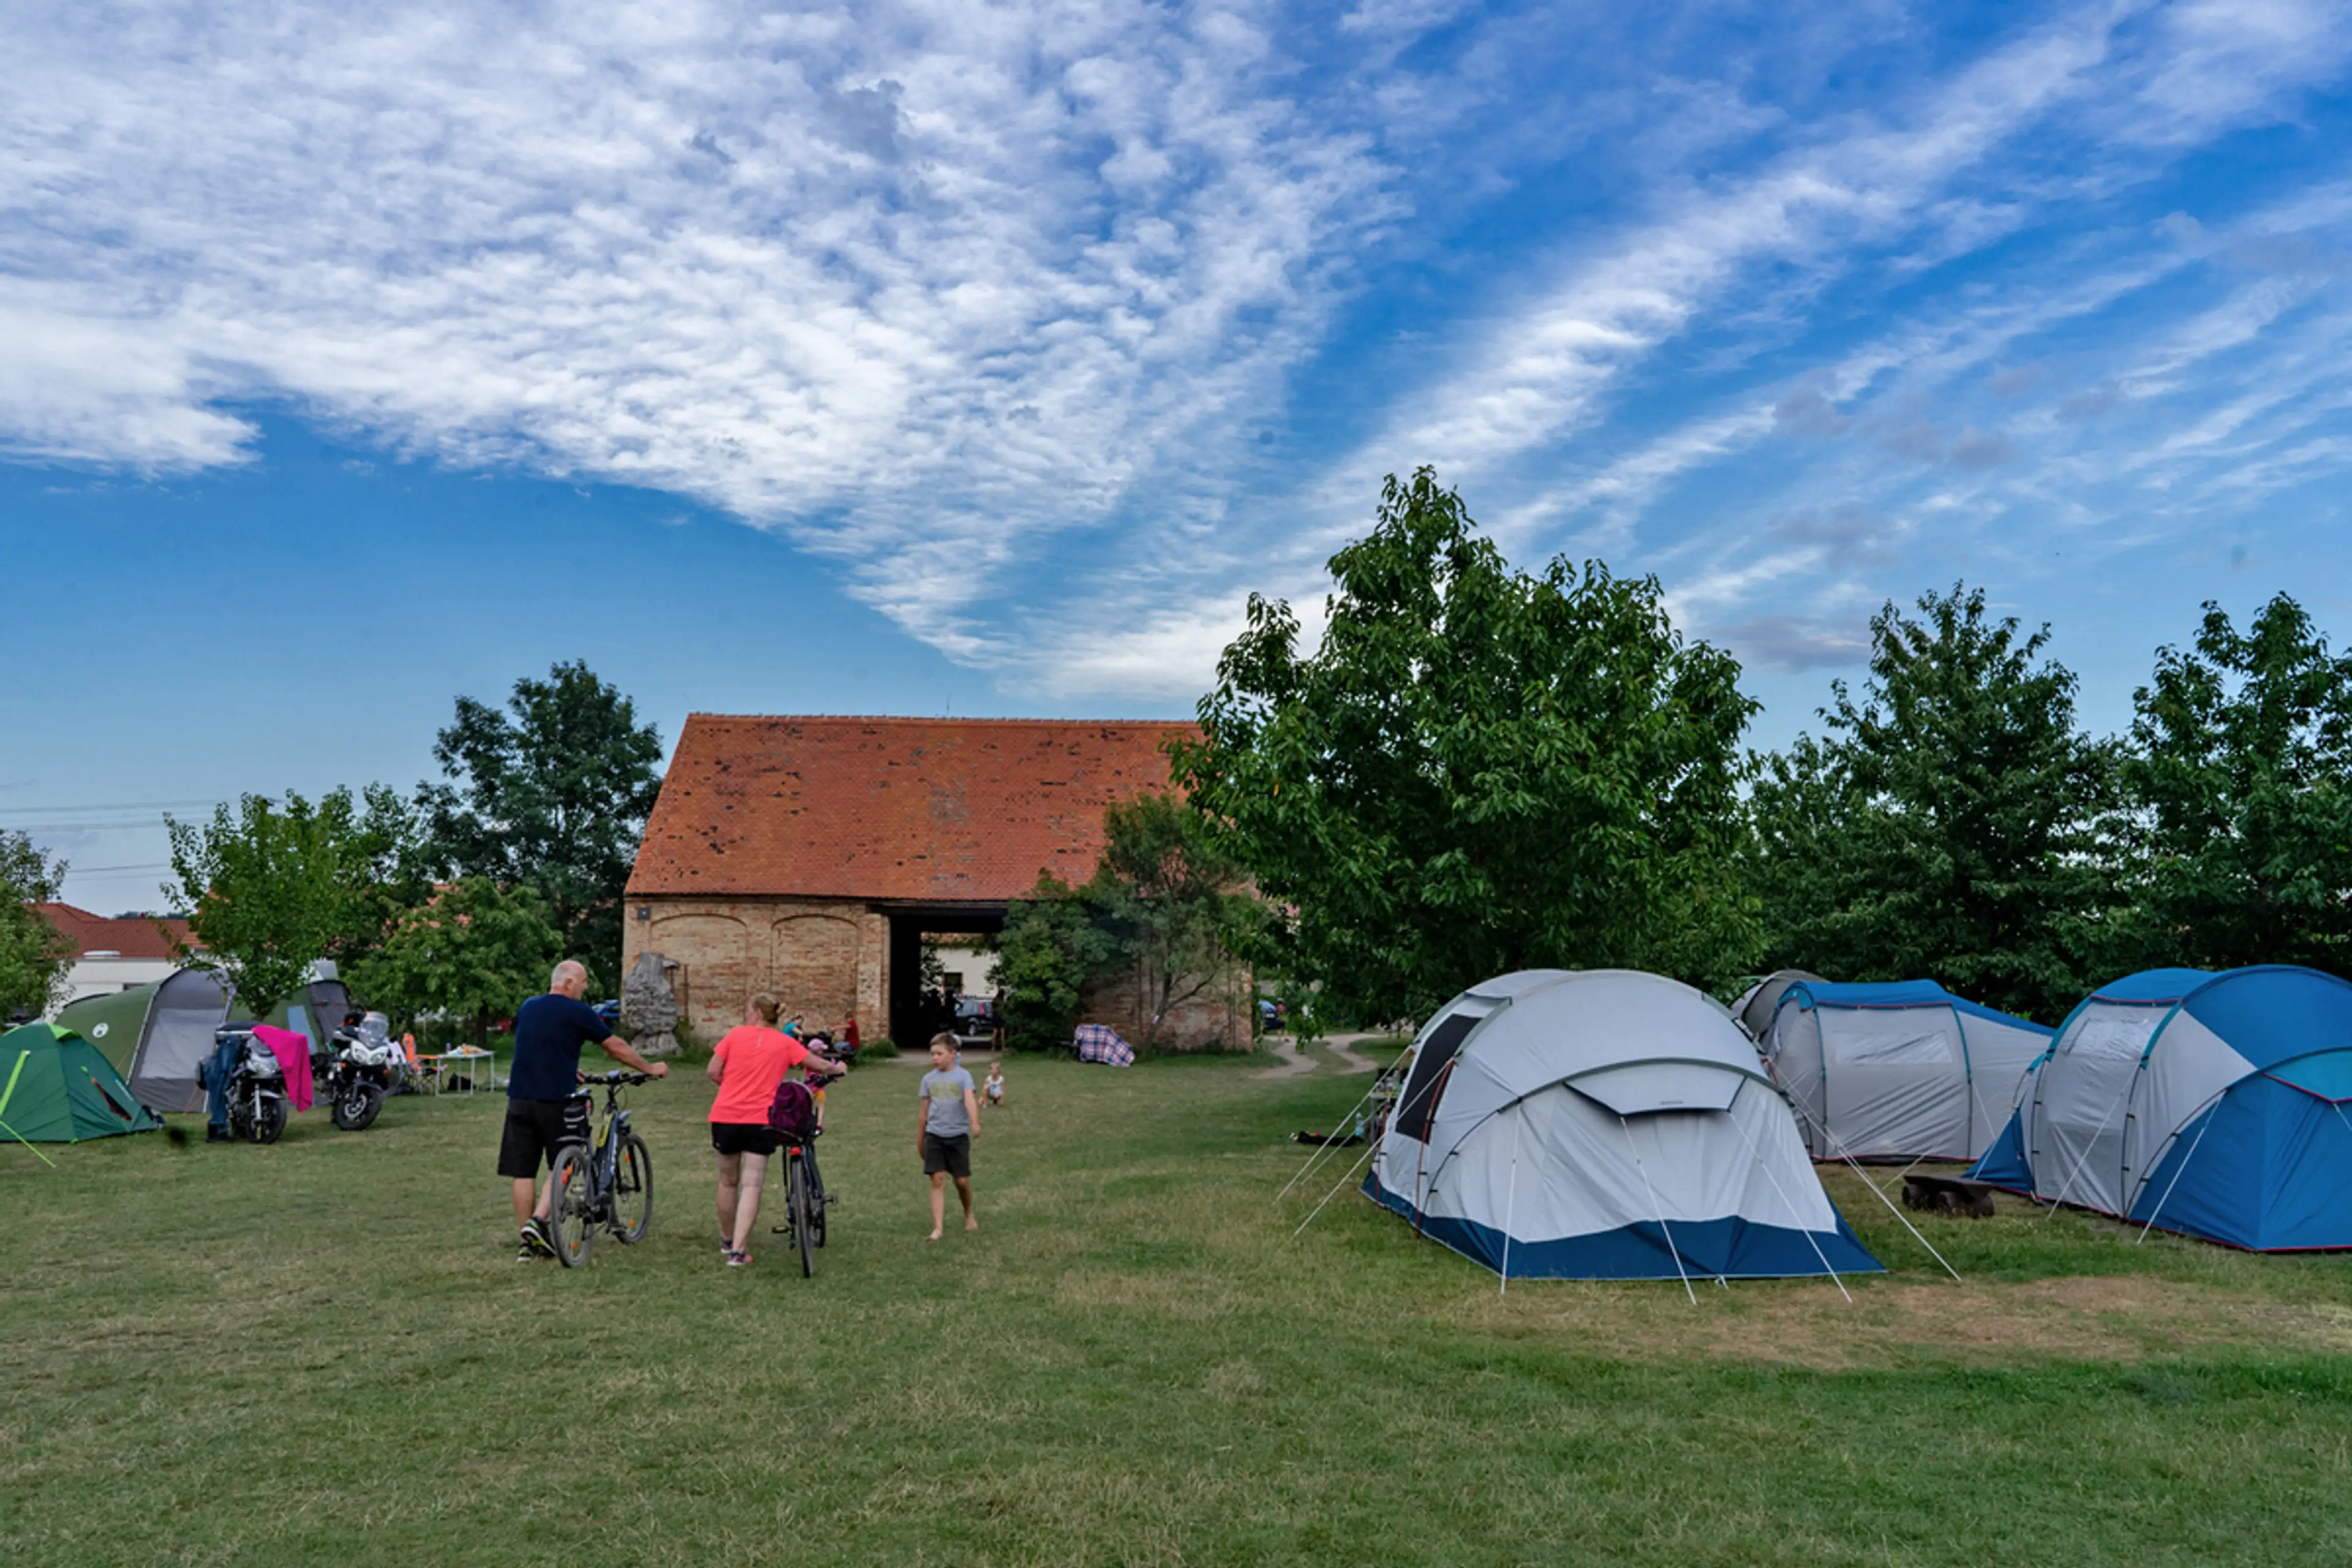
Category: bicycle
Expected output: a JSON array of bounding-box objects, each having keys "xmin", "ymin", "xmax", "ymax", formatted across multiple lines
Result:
[
  {"xmin": 546, "ymin": 1071, "xmax": 654, "ymax": 1268},
  {"xmin": 769, "ymin": 1123, "xmax": 831, "ymax": 1277}
]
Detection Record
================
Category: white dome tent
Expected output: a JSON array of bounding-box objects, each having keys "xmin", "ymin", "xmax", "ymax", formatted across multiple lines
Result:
[{"xmin": 1362, "ymin": 970, "xmax": 1883, "ymax": 1284}]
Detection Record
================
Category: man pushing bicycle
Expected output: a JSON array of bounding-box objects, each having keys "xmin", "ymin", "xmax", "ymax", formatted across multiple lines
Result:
[{"xmin": 503, "ymin": 960, "xmax": 669, "ymax": 1261}]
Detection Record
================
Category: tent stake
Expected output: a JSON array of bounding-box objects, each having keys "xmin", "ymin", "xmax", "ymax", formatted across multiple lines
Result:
[{"xmin": 1618, "ymin": 1116, "xmax": 1697, "ymax": 1306}]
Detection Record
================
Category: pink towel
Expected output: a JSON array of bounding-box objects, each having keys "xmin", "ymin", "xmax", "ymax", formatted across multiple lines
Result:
[{"xmin": 251, "ymin": 1025, "xmax": 315, "ymax": 1112}]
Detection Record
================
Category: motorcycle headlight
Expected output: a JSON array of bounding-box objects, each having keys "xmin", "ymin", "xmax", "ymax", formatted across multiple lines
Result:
[{"xmin": 246, "ymin": 1049, "xmax": 282, "ymax": 1079}]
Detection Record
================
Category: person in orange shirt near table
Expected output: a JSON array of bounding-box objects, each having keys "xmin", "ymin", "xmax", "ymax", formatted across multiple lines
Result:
[{"xmin": 706, "ymin": 992, "xmax": 845, "ymax": 1267}]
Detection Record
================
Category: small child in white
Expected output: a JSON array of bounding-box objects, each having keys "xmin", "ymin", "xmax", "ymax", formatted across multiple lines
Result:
[{"xmin": 983, "ymin": 1061, "xmax": 1006, "ymax": 1109}]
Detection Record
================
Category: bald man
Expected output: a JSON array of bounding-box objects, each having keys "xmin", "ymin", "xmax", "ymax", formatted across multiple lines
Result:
[{"xmin": 502, "ymin": 960, "xmax": 669, "ymax": 1261}]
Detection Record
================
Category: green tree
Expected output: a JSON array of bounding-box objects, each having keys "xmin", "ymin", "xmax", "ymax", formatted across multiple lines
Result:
[
  {"xmin": 418, "ymin": 660, "xmax": 663, "ymax": 993},
  {"xmin": 346, "ymin": 878, "xmax": 563, "ymax": 1045},
  {"xmin": 2111, "ymin": 594, "xmax": 2352, "ymax": 973},
  {"xmin": 1746, "ymin": 584, "xmax": 2112, "ymax": 1020},
  {"xmin": 1173, "ymin": 467, "xmax": 1760, "ymax": 1027},
  {"xmin": 326, "ymin": 785, "xmax": 435, "ymax": 974},
  {"xmin": 1089, "ymin": 793, "xmax": 1260, "ymax": 1047},
  {"xmin": 0, "ymin": 832, "xmax": 78, "ymax": 1021},
  {"xmin": 164, "ymin": 791, "xmax": 369, "ymax": 1019},
  {"xmin": 996, "ymin": 873, "xmax": 1122, "ymax": 1050}
]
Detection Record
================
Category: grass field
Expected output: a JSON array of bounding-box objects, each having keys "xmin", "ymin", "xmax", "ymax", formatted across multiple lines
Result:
[{"xmin": 6, "ymin": 1042, "xmax": 2351, "ymax": 1566}]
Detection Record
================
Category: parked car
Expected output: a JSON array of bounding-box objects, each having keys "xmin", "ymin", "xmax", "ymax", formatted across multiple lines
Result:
[{"xmin": 952, "ymin": 995, "xmax": 997, "ymax": 1045}]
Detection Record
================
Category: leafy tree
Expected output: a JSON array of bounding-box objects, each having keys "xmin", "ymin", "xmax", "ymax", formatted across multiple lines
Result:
[
  {"xmin": 1089, "ymin": 793, "xmax": 1260, "ymax": 1047},
  {"xmin": 326, "ymin": 785, "xmax": 436, "ymax": 974},
  {"xmin": 418, "ymin": 661, "xmax": 663, "ymax": 993},
  {"xmin": 996, "ymin": 873, "xmax": 1122, "ymax": 1050},
  {"xmin": 347, "ymin": 878, "xmax": 563, "ymax": 1045},
  {"xmin": 2110, "ymin": 594, "xmax": 2352, "ymax": 973},
  {"xmin": 0, "ymin": 832, "xmax": 77, "ymax": 1022},
  {"xmin": 1173, "ymin": 467, "xmax": 1760, "ymax": 1026},
  {"xmin": 1746, "ymin": 584, "xmax": 2111, "ymax": 1020},
  {"xmin": 165, "ymin": 791, "xmax": 370, "ymax": 1019}
]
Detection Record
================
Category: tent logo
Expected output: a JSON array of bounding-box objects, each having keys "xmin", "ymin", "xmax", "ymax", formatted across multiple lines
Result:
[{"xmin": 90, "ymin": 1022, "xmax": 108, "ymax": 1039}]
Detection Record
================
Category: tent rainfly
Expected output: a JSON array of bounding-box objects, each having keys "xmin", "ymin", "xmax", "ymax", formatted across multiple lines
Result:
[
  {"xmin": 1761, "ymin": 980, "xmax": 2053, "ymax": 1163},
  {"xmin": 265, "ymin": 976, "xmax": 354, "ymax": 1055},
  {"xmin": 1363, "ymin": 970, "xmax": 1883, "ymax": 1283},
  {"xmin": 55, "ymin": 968, "xmax": 232, "ymax": 1114},
  {"xmin": 0, "ymin": 1023, "xmax": 164, "ymax": 1142},
  {"xmin": 1972, "ymin": 967, "xmax": 2352, "ymax": 1251},
  {"xmin": 1732, "ymin": 970, "xmax": 1825, "ymax": 1042}
]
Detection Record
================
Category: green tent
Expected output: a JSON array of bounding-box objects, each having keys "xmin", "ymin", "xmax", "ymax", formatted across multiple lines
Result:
[
  {"xmin": 0, "ymin": 1023, "xmax": 164, "ymax": 1144},
  {"xmin": 56, "ymin": 969, "xmax": 232, "ymax": 1114}
]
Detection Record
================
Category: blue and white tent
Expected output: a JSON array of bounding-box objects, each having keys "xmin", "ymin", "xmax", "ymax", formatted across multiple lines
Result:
[
  {"xmin": 1971, "ymin": 966, "xmax": 2352, "ymax": 1251},
  {"xmin": 1761, "ymin": 980, "xmax": 2052, "ymax": 1163},
  {"xmin": 1364, "ymin": 970, "xmax": 1882, "ymax": 1283}
]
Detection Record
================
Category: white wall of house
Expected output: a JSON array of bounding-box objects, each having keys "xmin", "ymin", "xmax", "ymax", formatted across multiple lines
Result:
[{"xmin": 51, "ymin": 954, "xmax": 180, "ymax": 1015}]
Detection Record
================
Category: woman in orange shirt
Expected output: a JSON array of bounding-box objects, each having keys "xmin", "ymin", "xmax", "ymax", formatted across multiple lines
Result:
[{"xmin": 706, "ymin": 993, "xmax": 845, "ymax": 1266}]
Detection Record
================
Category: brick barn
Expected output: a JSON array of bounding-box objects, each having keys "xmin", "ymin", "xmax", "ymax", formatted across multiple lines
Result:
[{"xmin": 621, "ymin": 715, "xmax": 1248, "ymax": 1049}]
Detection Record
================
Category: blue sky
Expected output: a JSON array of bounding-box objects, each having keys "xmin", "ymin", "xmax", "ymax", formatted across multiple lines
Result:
[{"xmin": 6, "ymin": 1, "xmax": 2352, "ymax": 910}]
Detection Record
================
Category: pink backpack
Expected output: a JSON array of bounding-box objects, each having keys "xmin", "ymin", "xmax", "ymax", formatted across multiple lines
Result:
[{"xmin": 766, "ymin": 1079, "xmax": 817, "ymax": 1139}]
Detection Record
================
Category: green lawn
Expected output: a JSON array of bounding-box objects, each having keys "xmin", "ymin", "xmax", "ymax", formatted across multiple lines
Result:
[{"xmin": 5, "ymin": 1044, "xmax": 2350, "ymax": 1566}]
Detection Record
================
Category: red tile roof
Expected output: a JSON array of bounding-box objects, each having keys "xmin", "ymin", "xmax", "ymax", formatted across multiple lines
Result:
[
  {"xmin": 34, "ymin": 903, "xmax": 193, "ymax": 960},
  {"xmin": 626, "ymin": 715, "xmax": 1196, "ymax": 902}
]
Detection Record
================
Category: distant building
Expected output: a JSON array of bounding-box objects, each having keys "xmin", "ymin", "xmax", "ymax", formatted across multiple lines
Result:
[
  {"xmin": 622, "ymin": 715, "xmax": 1249, "ymax": 1049},
  {"xmin": 34, "ymin": 903, "xmax": 197, "ymax": 1015}
]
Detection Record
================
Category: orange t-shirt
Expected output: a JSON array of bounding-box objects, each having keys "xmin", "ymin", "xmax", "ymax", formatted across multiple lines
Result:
[{"xmin": 707, "ymin": 1026, "xmax": 812, "ymax": 1124}]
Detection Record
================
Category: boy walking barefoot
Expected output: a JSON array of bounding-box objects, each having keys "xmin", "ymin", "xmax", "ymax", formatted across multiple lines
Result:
[{"xmin": 918, "ymin": 1033, "xmax": 981, "ymax": 1238}]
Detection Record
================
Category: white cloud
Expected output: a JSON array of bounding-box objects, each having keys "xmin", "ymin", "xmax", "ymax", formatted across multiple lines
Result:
[{"xmin": 0, "ymin": 0, "xmax": 1385, "ymax": 624}]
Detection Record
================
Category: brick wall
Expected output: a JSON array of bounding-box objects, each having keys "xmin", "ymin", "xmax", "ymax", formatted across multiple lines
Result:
[
  {"xmin": 1077, "ymin": 954, "xmax": 1254, "ymax": 1052},
  {"xmin": 622, "ymin": 896, "xmax": 889, "ymax": 1044}
]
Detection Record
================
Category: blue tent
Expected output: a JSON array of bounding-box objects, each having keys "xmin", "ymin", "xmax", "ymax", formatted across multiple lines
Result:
[{"xmin": 1970, "ymin": 966, "xmax": 2352, "ymax": 1251}]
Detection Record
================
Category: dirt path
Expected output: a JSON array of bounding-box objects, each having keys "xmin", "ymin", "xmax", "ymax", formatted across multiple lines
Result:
[
  {"xmin": 1324, "ymin": 1035, "xmax": 1387, "ymax": 1074},
  {"xmin": 1254, "ymin": 1039, "xmax": 1318, "ymax": 1079}
]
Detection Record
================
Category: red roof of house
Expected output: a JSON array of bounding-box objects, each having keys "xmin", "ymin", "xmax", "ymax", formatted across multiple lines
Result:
[
  {"xmin": 34, "ymin": 903, "xmax": 192, "ymax": 960},
  {"xmin": 625, "ymin": 715, "xmax": 1195, "ymax": 902}
]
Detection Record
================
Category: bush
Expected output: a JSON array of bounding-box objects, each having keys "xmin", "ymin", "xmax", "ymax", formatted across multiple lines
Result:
[{"xmin": 858, "ymin": 1037, "xmax": 900, "ymax": 1061}]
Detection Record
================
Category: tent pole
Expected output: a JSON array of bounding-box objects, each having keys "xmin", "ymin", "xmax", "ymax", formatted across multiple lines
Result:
[
  {"xmin": 2133, "ymin": 1105, "xmax": 2222, "ymax": 1245},
  {"xmin": 1616, "ymin": 1115, "xmax": 1696, "ymax": 1305},
  {"xmin": 1275, "ymin": 1085, "xmax": 1378, "ymax": 1204},
  {"xmin": 1498, "ymin": 1108, "xmax": 1522, "ymax": 1295},
  {"xmin": 1292, "ymin": 1141, "xmax": 1379, "ymax": 1240},
  {"xmin": 1727, "ymin": 1098, "xmax": 1855, "ymax": 1302},
  {"xmin": 0, "ymin": 1048, "xmax": 26, "ymax": 1121}
]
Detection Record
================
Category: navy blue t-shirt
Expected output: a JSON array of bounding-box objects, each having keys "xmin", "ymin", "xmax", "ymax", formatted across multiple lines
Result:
[{"xmin": 507, "ymin": 994, "xmax": 614, "ymax": 1102}]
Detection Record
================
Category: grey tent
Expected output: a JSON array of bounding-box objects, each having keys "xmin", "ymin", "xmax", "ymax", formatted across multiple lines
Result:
[
  {"xmin": 1733, "ymin": 970, "xmax": 1825, "ymax": 1042},
  {"xmin": 1760, "ymin": 979, "xmax": 2054, "ymax": 1162},
  {"xmin": 55, "ymin": 968, "xmax": 233, "ymax": 1114},
  {"xmin": 266, "ymin": 975, "xmax": 354, "ymax": 1054}
]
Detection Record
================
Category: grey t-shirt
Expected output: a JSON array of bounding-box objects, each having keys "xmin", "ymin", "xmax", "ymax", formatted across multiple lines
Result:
[{"xmin": 921, "ymin": 1066, "xmax": 975, "ymax": 1137}]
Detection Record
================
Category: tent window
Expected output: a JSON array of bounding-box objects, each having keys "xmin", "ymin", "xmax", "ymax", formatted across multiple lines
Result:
[{"xmin": 1394, "ymin": 1012, "xmax": 1480, "ymax": 1142}]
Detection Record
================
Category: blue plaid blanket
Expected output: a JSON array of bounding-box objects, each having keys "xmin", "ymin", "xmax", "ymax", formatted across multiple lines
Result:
[{"xmin": 1073, "ymin": 1023, "xmax": 1135, "ymax": 1066}]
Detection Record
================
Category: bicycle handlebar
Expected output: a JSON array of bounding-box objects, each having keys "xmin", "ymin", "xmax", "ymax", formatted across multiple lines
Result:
[{"xmin": 581, "ymin": 1071, "xmax": 654, "ymax": 1086}]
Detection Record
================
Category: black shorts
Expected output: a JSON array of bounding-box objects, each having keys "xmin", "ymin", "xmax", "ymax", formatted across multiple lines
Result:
[
  {"xmin": 497, "ymin": 1097, "xmax": 582, "ymax": 1178},
  {"xmin": 710, "ymin": 1121, "xmax": 778, "ymax": 1158},
  {"xmin": 922, "ymin": 1131, "xmax": 971, "ymax": 1178}
]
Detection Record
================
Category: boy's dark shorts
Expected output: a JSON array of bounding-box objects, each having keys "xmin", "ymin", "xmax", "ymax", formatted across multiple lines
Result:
[
  {"xmin": 922, "ymin": 1131, "xmax": 971, "ymax": 1178},
  {"xmin": 497, "ymin": 1097, "xmax": 577, "ymax": 1178},
  {"xmin": 710, "ymin": 1121, "xmax": 779, "ymax": 1158}
]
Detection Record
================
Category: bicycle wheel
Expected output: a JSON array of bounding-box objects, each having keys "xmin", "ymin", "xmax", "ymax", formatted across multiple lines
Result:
[
  {"xmin": 547, "ymin": 1142, "xmax": 594, "ymax": 1267},
  {"xmin": 788, "ymin": 1153, "xmax": 814, "ymax": 1278},
  {"xmin": 805, "ymin": 1147, "xmax": 827, "ymax": 1249},
  {"xmin": 611, "ymin": 1134, "xmax": 653, "ymax": 1243}
]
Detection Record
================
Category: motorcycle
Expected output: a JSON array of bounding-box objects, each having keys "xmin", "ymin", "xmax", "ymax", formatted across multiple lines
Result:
[
  {"xmin": 219, "ymin": 1027, "xmax": 291, "ymax": 1145},
  {"xmin": 320, "ymin": 1011, "xmax": 402, "ymax": 1131}
]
